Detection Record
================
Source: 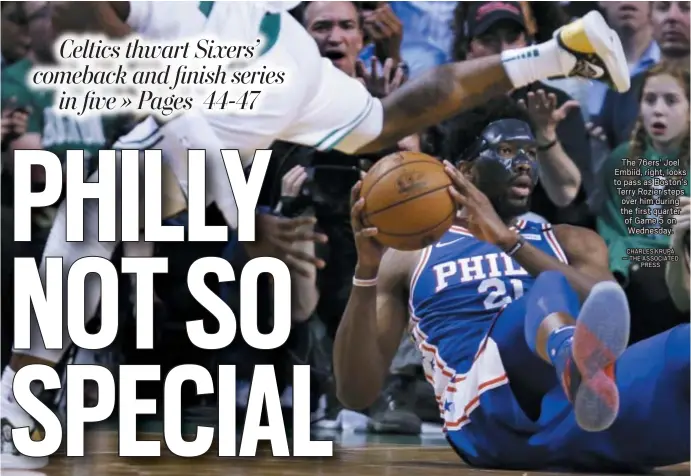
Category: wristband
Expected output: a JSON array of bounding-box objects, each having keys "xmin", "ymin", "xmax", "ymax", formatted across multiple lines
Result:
[
  {"xmin": 353, "ymin": 276, "xmax": 378, "ymax": 287},
  {"xmin": 504, "ymin": 235, "xmax": 526, "ymax": 256},
  {"xmin": 537, "ymin": 138, "xmax": 558, "ymax": 152}
]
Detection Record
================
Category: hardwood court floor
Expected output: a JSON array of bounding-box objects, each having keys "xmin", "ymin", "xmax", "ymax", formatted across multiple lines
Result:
[{"xmin": 6, "ymin": 430, "xmax": 689, "ymax": 476}]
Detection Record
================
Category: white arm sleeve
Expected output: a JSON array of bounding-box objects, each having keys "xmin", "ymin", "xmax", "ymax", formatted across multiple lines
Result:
[{"xmin": 125, "ymin": 1, "xmax": 154, "ymax": 32}]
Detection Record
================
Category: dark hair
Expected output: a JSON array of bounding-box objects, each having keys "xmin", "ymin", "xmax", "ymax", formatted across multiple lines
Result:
[
  {"xmin": 290, "ymin": 1, "xmax": 364, "ymax": 28},
  {"xmin": 451, "ymin": 2, "xmax": 569, "ymax": 60},
  {"xmin": 441, "ymin": 96, "xmax": 535, "ymax": 162},
  {"xmin": 629, "ymin": 61, "xmax": 690, "ymax": 169}
]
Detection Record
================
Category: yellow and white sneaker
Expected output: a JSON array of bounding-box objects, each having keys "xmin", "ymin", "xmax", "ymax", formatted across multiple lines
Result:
[
  {"xmin": 1, "ymin": 396, "xmax": 49, "ymax": 470},
  {"xmin": 555, "ymin": 10, "xmax": 630, "ymax": 93}
]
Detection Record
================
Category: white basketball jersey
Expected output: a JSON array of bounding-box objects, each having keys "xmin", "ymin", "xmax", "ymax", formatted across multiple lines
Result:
[
  {"xmin": 126, "ymin": 1, "xmax": 299, "ymax": 43},
  {"xmin": 124, "ymin": 0, "xmax": 382, "ymax": 157}
]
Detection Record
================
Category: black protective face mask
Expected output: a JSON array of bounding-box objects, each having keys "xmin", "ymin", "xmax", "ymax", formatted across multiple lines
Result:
[{"xmin": 456, "ymin": 118, "xmax": 539, "ymax": 192}]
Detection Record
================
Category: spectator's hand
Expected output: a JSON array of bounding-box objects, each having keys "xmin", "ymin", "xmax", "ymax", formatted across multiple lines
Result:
[
  {"xmin": 244, "ymin": 213, "xmax": 328, "ymax": 277},
  {"xmin": 1, "ymin": 100, "xmax": 31, "ymax": 151},
  {"xmin": 444, "ymin": 161, "xmax": 516, "ymax": 248},
  {"xmin": 281, "ymin": 165, "xmax": 309, "ymax": 198},
  {"xmin": 671, "ymin": 196, "xmax": 690, "ymax": 258},
  {"xmin": 362, "ymin": 4, "xmax": 403, "ymax": 64},
  {"xmin": 518, "ymin": 90, "xmax": 579, "ymax": 143},
  {"xmin": 355, "ymin": 57, "xmax": 405, "ymax": 99},
  {"xmin": 585, "ymin": 122, "xmax": 607, "ymax": 143},
  {"xmin": 350, "ymin": 178, "xmax": 387, "ymax": 269}
]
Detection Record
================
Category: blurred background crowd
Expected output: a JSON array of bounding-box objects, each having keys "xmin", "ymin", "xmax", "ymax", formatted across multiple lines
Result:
[{"xmin": 1, "ymin": 1, "xmax": 689, "ymax": 436}]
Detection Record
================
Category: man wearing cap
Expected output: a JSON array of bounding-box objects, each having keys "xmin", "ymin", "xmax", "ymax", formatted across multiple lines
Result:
[{"xmin": 452, "ymin": 2, "xmax": 593, "ymax": 229}]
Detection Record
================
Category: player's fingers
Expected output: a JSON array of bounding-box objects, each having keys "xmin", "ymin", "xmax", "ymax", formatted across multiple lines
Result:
[
  {"xmin": 546, "ymin": 92, "xmax": 557, "ymax": 109},
  {"xmin": 351, "ymin": 197, "xmax": 366, "ymax": 230},
  {"xmin": 448, "ymin": 186, "xmax": 467, "ymax": 207},
  {"xmin": 443, "ymin": 160, "xmax": 471, "ymax": 195},
  {"xmin": 351, "ymin": 180, "xmax": 363, "ymax": 206},
  {"xmin": 517, "ymin": 98, "xmax": 527, "ymax": 110},
  {"xmin": 358, "ymin": 227, "xmax": 379, "ymax": 238}
]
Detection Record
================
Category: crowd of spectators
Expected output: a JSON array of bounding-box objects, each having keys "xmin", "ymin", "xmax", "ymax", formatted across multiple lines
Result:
[{"xmin": 1, "ymin": 0, "xmax": 689, "ymax": 435}]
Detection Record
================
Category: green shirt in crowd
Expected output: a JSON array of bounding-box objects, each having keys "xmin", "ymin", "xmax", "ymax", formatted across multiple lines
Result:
[{"xmin": 597, "ymin": 141, "xmax": 690, "ymax": 280}]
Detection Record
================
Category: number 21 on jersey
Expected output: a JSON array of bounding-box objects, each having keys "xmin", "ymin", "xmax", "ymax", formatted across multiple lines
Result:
[{"xmin": 478, "ymin": 277, "xmax": 524, "ymax": 310}]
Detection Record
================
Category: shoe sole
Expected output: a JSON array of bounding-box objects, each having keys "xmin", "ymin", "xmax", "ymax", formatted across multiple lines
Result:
[
  {"xmin": 579, "ymin": 11, "xmax": 631, "ymax": 93},
  {"xmin": 571, "ymin": 281, "xmax": 630, "ymax": 432}
]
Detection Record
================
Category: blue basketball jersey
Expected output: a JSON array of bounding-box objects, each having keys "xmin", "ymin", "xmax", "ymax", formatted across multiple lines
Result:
[{"xmin": 408, "ymin": 220, "xmax": 569, "ymax": 431}]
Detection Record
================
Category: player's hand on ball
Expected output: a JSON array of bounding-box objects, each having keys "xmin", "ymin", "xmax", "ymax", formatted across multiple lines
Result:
[
  {"xmin": 350, "ymin": 180, "xmax": 387, "ymax": 269},
  {"xmin": 443, "ymin": 161, "xmax": 518, "ymax": 249},
  {"xmin": 246, "ymin": 214, "xmax": 328, "ymax": 277}
]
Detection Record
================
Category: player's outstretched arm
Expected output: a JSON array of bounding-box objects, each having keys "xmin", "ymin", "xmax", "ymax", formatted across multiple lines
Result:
[
  {"xmin": 333, "ymin": 182, "xmax": 412, "ymax": 410},
  {"xmin": 355, "ymin": 56, "xmax": 513, "ymax": 154},
  {"xmin": 333, "ymin": 249, "xmax": 411, "ymax": 410}
]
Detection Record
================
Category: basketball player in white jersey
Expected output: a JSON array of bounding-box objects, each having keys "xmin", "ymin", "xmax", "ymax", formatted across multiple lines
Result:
[{"xmin": 3, "ymin": 1, "xmax": 631, "ymax": 469}]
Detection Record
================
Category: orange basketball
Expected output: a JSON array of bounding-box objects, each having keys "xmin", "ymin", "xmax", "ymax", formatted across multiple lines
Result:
[{"xmin": 360, "ymin": 151, "xmax": 457, "ymax": 251}]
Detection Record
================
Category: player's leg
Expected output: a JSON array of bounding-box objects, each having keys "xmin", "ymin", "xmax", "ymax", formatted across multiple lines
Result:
[
  {"xmin": 489, "ymin": 270, "xmax": 630, "ymax": 432},
  {"xmin": 0, "ymin": 167, "xmax": 120, "ymax": 469},
  {"xmin": 0, "ymin": 123, "xmax": 163, "ymax": 469},
  {"xmin": 522, "ymin": 271, "xmax": 630, "ymax": 432},
  {"xmin": 543, "ymin": 324, "xmax": 690, "ymax": 472},
  {"xmin": 358, "ymin": 11, "xmax": 630, "ymax": 153},
  {"xmin": 149, "ymin": 11, "xmax": 315, "ymax": 228}
]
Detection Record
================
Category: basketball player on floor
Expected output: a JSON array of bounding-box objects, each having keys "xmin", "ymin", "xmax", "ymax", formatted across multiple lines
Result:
[
  {"xmin": 333, "ymin": 103, "xmax": 690, "ymax": 472},
  {"xmin": 2, "ymin": 3, "xmax": 632, "ymax": 469}
]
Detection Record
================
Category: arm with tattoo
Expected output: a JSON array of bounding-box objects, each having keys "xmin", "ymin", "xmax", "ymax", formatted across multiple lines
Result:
[{"xmin": 355, "ymin": 56, "xmax": 513, "ymax": 154}]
